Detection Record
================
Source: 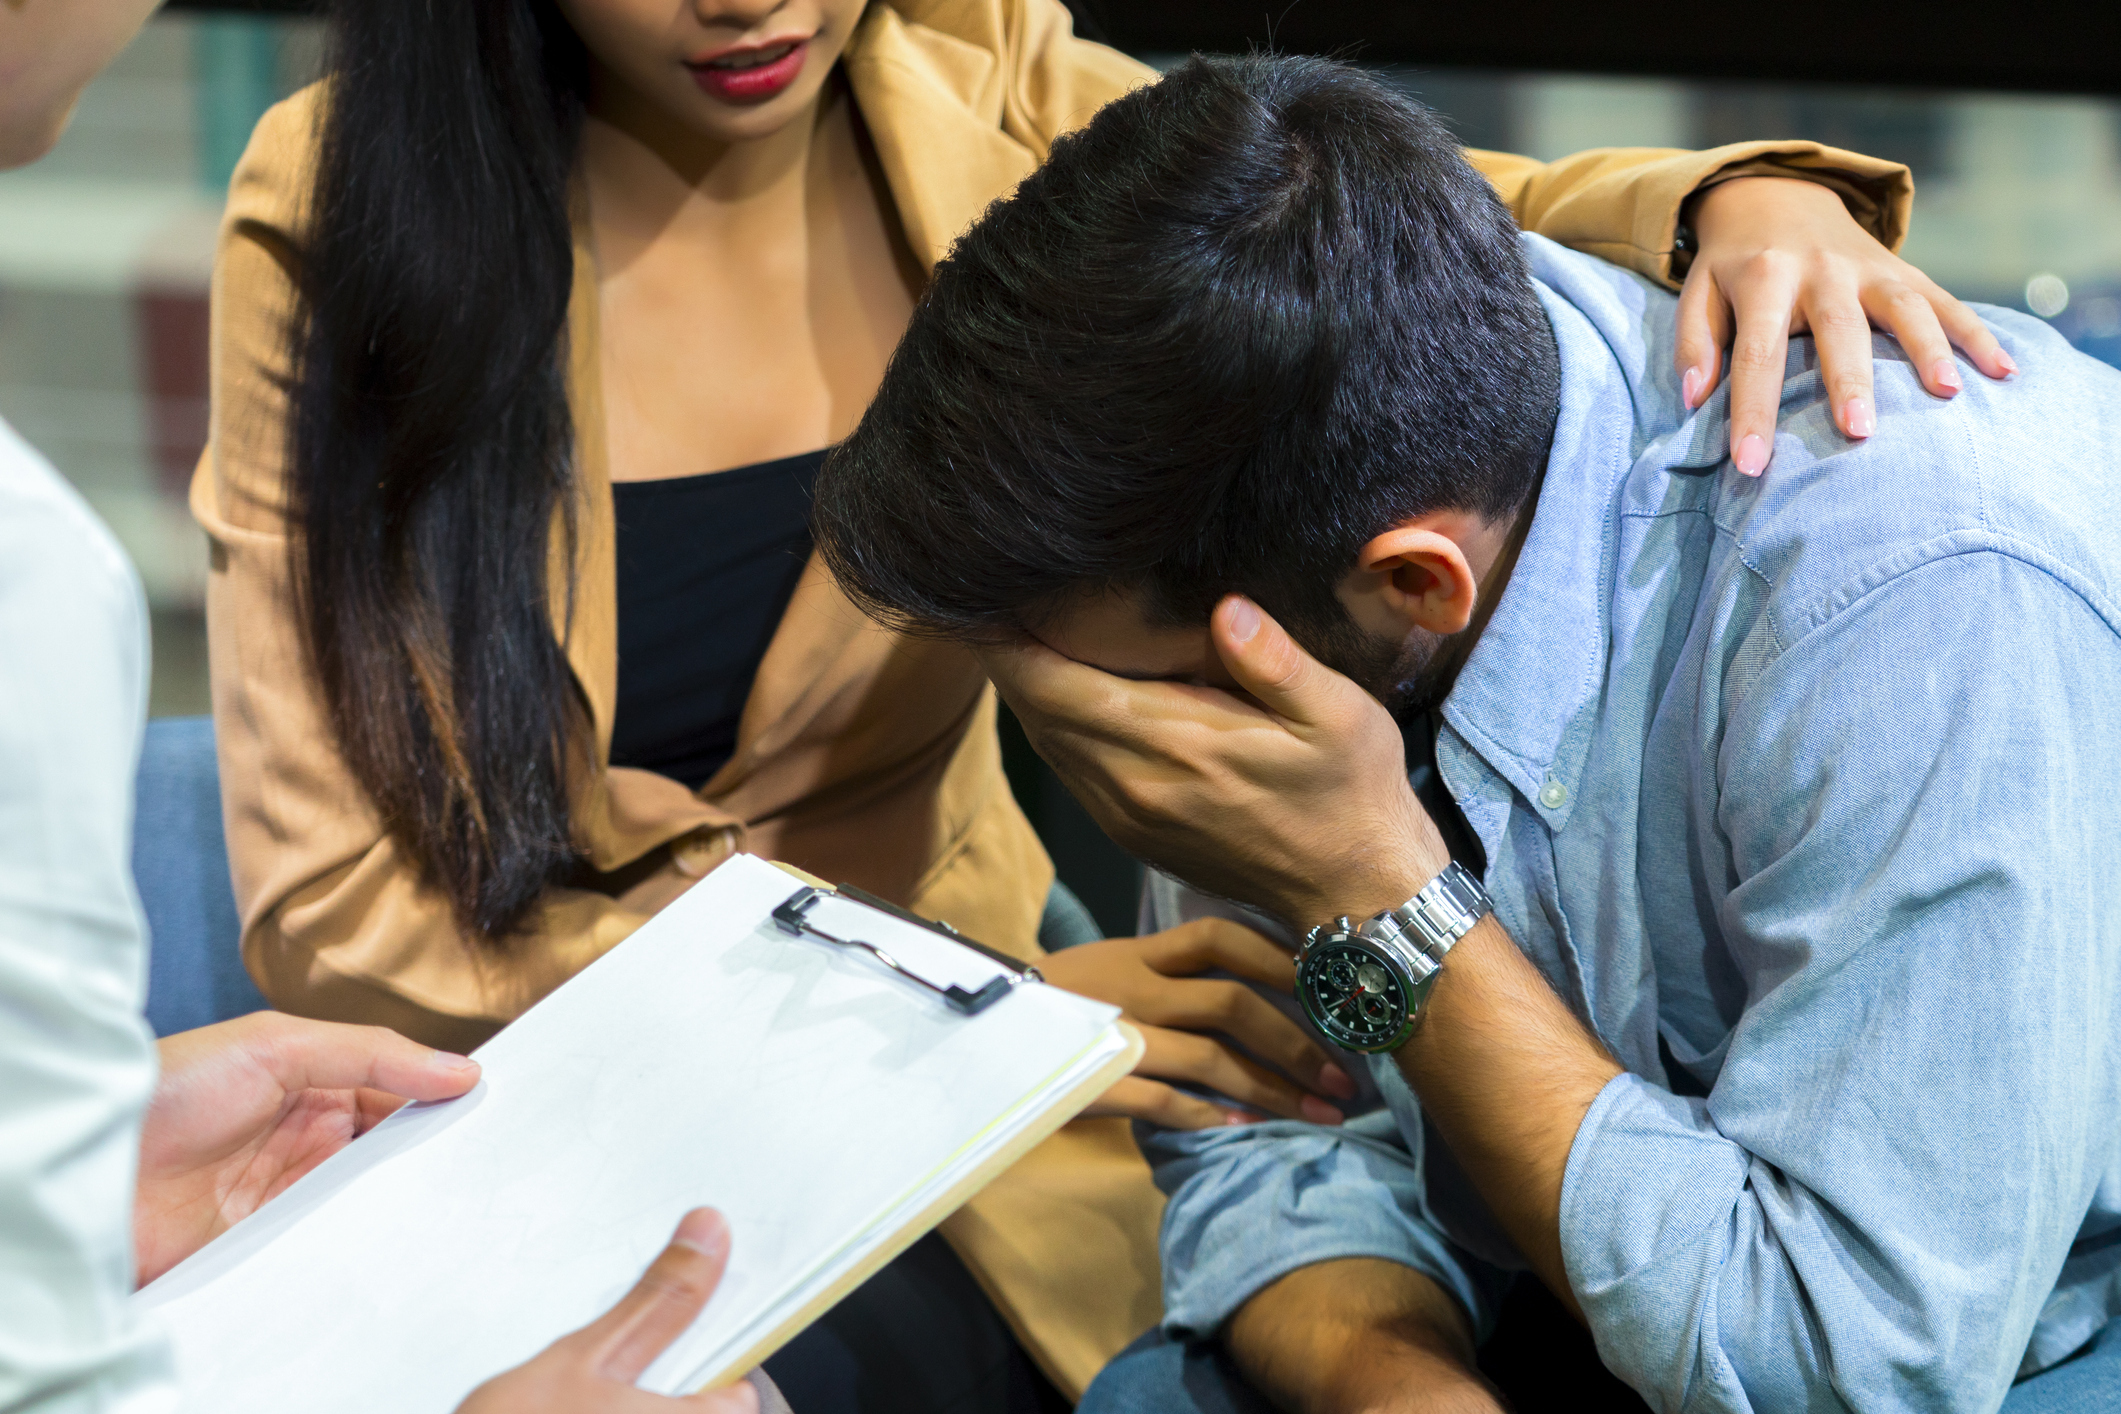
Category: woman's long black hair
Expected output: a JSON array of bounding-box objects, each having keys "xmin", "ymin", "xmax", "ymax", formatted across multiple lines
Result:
[{"xmin": 289, "ymin": 1, "xmax": 592, "ymax": 942}]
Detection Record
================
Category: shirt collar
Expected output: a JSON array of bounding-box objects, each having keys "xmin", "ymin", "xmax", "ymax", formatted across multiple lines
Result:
[{"xmin": 1441, "ymin": 238, "xmax": 1698, "ymax": 825}]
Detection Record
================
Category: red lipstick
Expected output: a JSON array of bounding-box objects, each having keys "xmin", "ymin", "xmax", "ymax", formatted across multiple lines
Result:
[{"xmin": 688, "ymin": 39, "xmax": 808, "ymax": 104}]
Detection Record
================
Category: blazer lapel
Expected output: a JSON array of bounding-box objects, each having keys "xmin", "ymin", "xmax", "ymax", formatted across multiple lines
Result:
[
  {"xmin": 559, "ymin": 218, "xmax": 618, "ymax": 758},
  {"xmin": 841, "ymin": 3, "xmax": 1039, "ymax": 270}
]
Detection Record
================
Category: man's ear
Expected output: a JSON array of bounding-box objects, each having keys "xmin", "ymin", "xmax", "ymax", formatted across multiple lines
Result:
[{"xmin": 1349, "ymin": 517, "xmax": 1483, "ymax": 636}]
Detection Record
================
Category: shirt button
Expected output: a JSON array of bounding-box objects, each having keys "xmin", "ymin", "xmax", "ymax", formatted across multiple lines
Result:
[{"xmin": 1538, "ymin": 780, "xmax": 1569, "ymax": 809}]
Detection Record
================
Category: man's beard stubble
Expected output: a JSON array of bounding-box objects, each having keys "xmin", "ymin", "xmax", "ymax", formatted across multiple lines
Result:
[
  {"xmin": 1295, "ymin": 482, "xmax": 1538, "ymax": 725},
  {"xmin": 1301, "ymin": 612, "xmax": 1452, "ymax": 727}
]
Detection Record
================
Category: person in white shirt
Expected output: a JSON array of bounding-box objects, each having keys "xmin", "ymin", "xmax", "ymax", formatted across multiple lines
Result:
[{"xmin": 0, "ymin": 4, "xmax": 770, "ymax": 1409}]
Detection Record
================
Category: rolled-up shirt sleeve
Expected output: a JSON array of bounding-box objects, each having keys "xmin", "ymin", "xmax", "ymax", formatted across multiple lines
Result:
[
  {"xmin": 1145, "ymin": 1110, "xmax": 1508, "ymax": 1343},
  {"xmin": 1560, "ymin": 551, "xmax": 2121, "ymax": 1411}
]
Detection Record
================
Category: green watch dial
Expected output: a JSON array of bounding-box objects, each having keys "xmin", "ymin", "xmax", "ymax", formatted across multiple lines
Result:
[{"xmin": 1297, "ymin": 936, "xmax": 1419, "ymax": 1053}]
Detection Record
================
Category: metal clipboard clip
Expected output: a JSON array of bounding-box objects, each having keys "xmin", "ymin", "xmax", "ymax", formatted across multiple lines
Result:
[{"xmin": 771, "ymin": 885, "xmax": 1045, "ymax": 1016}]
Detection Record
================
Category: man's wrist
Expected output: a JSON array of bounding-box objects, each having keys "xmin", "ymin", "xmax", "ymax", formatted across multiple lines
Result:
[{"xmin": 1294, "ymin": 796, "xmax": 1453, "ymax": 930}]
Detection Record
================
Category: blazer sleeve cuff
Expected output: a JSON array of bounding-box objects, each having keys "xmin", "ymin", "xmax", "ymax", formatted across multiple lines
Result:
[{"xmin": 1655, "ymin": 140, "xmax": 1914, "ymax": 285}]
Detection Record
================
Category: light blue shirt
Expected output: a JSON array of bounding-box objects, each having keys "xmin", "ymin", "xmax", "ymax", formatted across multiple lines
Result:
[{"xmin": 1143, "ymin": 235, "xmax": 2121, "ymax": 1413}]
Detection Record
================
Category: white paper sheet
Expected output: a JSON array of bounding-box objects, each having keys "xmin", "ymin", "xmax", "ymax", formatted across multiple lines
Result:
[{"xmin": 135, "ymin": 855, "xmax": 1127, "ymax": 1411}]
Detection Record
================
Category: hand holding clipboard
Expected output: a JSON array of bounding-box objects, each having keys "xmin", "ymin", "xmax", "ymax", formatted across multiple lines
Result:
[{"xmin": 137, "ymin": 856, "xmax": 1141, "ymax": 1411}]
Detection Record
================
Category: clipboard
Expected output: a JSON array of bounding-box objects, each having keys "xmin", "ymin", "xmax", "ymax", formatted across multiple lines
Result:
[
  {"xmin": 135, "ymin": 854, "xmax": 1142, "ymax": 1411},
  {"xmin": 772, "ymin": 880, "xmax": 1042, "ymax": 1015}
]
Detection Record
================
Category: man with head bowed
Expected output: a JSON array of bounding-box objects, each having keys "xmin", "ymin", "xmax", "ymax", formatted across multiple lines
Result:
[{"xmin": 814, "ymin": 51, "xmax": 2121, "ymax": 1414}]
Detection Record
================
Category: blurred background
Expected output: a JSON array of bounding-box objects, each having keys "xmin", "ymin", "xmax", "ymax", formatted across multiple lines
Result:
[{"xmin": 8, "ymin": 1, "xmax": 2116, "ymax": 931}]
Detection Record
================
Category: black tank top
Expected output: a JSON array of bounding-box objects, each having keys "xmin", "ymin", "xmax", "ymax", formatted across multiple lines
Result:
[{"xmin": 607, "ymin": 449, "xmax": 824, "ymax": 790}]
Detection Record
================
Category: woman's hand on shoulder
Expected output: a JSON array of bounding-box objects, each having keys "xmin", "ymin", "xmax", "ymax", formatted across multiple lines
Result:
[
  {"xmin": 1038, "ymin": 917, "xmax": 1358, "ymax": 1130},
  {"xmin": 1676, "ymin": 175, "xmax": 2015, "ymax": 476}
]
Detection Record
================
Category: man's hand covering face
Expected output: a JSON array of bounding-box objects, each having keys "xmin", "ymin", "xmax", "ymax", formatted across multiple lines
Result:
[{"xmin": 983, "ymin": 595, "xmax": 1453, "ymax": 933}]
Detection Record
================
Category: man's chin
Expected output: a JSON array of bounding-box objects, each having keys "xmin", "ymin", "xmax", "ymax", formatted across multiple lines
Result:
[
  {"xmin": 1386, "ymin": 648, "xmax": 1458, "ymax": 723},
  {"xmin": 1305, "ymin": 624, "xmax": 1443, "ymax": 723}
]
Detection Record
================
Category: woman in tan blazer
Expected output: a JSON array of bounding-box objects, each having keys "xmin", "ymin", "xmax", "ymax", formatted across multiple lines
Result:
[{"xmin": 194, "ymin": 0, "xmax": 2001, "ymax": 1402}]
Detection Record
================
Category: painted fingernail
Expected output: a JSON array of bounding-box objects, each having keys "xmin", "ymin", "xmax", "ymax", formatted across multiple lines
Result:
[
  {"xmin": 1318, "ymin": 1063, "xmax": 1358, "ymax": 1100},
  {"xmin": 1224, "ymin": 1110, "xmax": 1255, "ymax": 1127},
  {"xmin": 1299, "ymin": 1095, "xmax": 1345, "ymax": 1125},
  {"xmin": 1224, "ymin": 597, "xmax": 1261, "ymax": 644},
  {"xmin": 1681, "ymin": 366, "xmax": 1705, "ymax": 409},
  {"xmin": 1735, "ymin": 433, "xmax": 1769, "ymax": 477},
  {"xmin": 1842, "ymin": 398, "xmax": 1876, "ymax": 438},
  {"xmin": 1931, "ymin": 359, "xmax": 1963, "ymax": 393},
  {"xmin": 1996, "ymin": 350, "xmax": 2019, "ymax": 377}
]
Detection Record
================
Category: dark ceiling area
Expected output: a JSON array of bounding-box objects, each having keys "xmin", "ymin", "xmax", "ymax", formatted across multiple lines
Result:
[
  {"xmin": 163, "ymin": 0, "xmax": 2121, "ymax": 96},
  {"xmin": 1069, "ymin": 0, "xmax": 2120, "ymax": 97}
]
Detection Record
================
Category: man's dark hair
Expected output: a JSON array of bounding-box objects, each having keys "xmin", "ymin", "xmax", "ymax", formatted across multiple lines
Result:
[{"xmin": 814, "ymin": 52, "xmax": 1562, "ymax": 645}]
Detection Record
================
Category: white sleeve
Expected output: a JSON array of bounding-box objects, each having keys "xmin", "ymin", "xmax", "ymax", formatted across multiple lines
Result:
[
  {"xmin": 1137, "ymin": 867, "xmax": 1299, "ymax": 947},
  {"xmin": 0, "ymin": 419, "xmax": 177, "ymax": 1413}
]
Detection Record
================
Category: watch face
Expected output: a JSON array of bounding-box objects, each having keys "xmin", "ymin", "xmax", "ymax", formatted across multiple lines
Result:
[{"xmin": 1298, "ymin": 936, "xmax": 1413, "ymax": 1053}]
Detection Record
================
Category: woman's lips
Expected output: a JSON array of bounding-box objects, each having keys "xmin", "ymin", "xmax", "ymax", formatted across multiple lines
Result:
[{"xmin": 687, "ymin": 40, "xmax": 808, "ymax": 104}]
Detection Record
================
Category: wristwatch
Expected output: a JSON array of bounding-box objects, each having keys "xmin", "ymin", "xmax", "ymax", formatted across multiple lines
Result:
[{"xmin": 1294, "ymin": 861, "xmax": 1493, "ymax": 1053}]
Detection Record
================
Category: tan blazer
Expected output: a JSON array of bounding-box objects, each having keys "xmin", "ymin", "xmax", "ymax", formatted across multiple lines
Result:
[{"xmin": 193, "ymin": 0, "xmax": 1910, "ymax": 1394}]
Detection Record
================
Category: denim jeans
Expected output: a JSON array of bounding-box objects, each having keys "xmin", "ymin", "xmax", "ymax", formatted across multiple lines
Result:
[
  {"xmin": 1077, "ymin": 1331, "xmax": 1273, "ymax": 1414},
  {"xmin": 2002, "ymin": 1318, "xmax": 2121, "ymax": 1414},
  {"xmin": 1081, "ymin": 1318, "xmax": 2121, "ymax": 1414}
]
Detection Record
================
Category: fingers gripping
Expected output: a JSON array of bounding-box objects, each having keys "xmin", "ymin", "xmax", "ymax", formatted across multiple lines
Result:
[
  {"xmin": 1147, "ymin": 1026, "xmax": 1303, "ymax": 1121},
  {"xmin": 688, "ymin": 1376, "xmax": 767, "ymax": 1412},
  {"xmin": 1864, "ymin": 275, "xmax": 2005, "ymax": 396},
  {"xmin": 1673, "ymin": 264, "xmax": 1729, "ymax": 409},
  {"xmin": 455, "ymin": 1209, "xmax": 750, "ymax": 1411},
  {"xmin": 1924, "ymin": 277, "xmax": 2015, "ymax": 382},
  {"xmin": 1134, "ymin": 922, "xmax": 1355, "ymax": 1105},
  {"xmin": 583, "ymin": 1210, "xmax": 733, "ymax": 1385},
  {"xmin": 1218, "ymin": 984, "xmax": 1334, "ymax": 1077},
  {"xmin": 1805, "ymin": 287, "xmax": 1879, "ymax": 441},
  {"xmin": 1144, "ymin": 918, "xmax": 1298, "ymax": 992},
  {"xmin": 250, "ymin": 1014, "xmax": 481, "ymax": 1104},
  {"xmin": 1097, "ymin": 1074, "xmax": 1246, "ymax": 1131},
  {"xmin": 1159, "ymin": 980, "xmax": 1324, "ymax": 1079},
  {"xmin": 1722, "ymin": 255, "xmax": 1802, "ymax": 477},
  {"xmin": 1140, "ymin": 1025, "xmax": 1341, "ymax": 1124},
  {"xmin": 1864, "ymin": 284, "xmax": 1951, "ymax": 395}
]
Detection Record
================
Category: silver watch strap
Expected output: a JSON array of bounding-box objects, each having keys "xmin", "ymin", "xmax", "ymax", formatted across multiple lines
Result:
[{"xmin": 1361, "ymin": 860, "xmax": 1492, "ymax": 964}]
